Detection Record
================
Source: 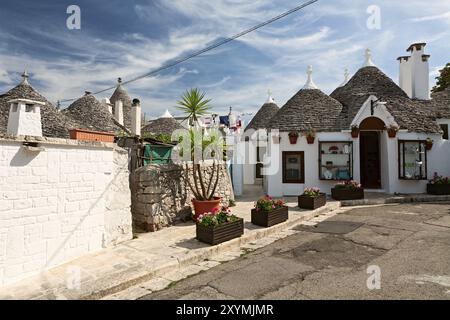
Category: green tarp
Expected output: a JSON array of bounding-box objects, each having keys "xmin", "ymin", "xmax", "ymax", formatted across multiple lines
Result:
[{"xmin": 143, "ymin": 144, "xmax": 173, "ymax": 165}]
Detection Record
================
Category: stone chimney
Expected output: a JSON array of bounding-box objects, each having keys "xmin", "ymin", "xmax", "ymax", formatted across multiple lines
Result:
[
  {"xmin": 398, "ymin": 43, "xmax": 430, "ymax": 100},
  {"xmin": 7, "ymin": 98, "xmax": 45, "ymax": 137},
  {"xmin": 131, "ymin": 98, "xmax": 141, "ymax": 136},
  {"xmin": 114, "ymin": 100, "xmax": 124, "ymax": 125},
  {"xmin": 101, "ymin": 97, "xmax": 113, "ymax": 114}
]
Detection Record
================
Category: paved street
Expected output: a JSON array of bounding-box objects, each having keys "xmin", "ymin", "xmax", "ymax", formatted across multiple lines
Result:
[{"xmin": 141, "ymin": 203, "xmax": 450, "ymax": 300}]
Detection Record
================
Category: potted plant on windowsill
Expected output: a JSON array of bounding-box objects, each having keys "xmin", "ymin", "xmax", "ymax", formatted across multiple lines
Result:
[
  {"xmin": 298, "ymin": 187, "xmax": 326, "ymax": 210},
  {"xmin": 387, "ymin": 125, "xmax": 399, "ymax": 138},
  {"xmin": 288, "ymin": 131, "xmax": 299, "ymax": 144},
  {"xmin": 305, "ymin": 128, "xmax": 316, "ymax": 144},
  {"xmin": 427, "ymin": 172, "xmax": 450, "ymax": 195},
  {"xmin": 251, "ymin": 195, "xmax": 288, "ymax": 227},
  {"xmin": 331, "ymin": 180, "xmax": 364, "ymax": 200},
  {"xmin": 196, "ymin": 206, "xmax": 244, "ymax": 245},
  {"xmin": 351, "ymin": 125, "xmax": 360, "ymax": 138},
  {"xmin": 425, "ymin": 138, "xmax": 433, "ymax": 150}
]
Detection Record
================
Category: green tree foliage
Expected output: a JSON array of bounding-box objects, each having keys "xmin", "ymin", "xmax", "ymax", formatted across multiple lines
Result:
[{"xmin": 432, "ymin": 63, "xmax": 450, "ymax": 93}]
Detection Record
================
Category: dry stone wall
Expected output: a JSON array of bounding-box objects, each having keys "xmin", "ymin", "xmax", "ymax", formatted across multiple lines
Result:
[{"xmin": 132, "ymin": 162, "xmax": 234, "ymax": 232}]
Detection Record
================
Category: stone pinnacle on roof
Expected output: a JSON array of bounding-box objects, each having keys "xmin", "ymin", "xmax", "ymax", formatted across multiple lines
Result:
[
  {"xmin": 363, "ymin": 49, "xmax": 376, "ymax": 68},
  {"xmin": 266, "ymin": 89, "xmax": 275, "ymax": 103},
  {"xmin": 21, "ymin": 70, "xmax": 29, "ymax": 85},
  {"xmin": 302, "ymin": 65, "xmax": 318, "ymax": 90},
  {"xmin": 339, "ymin": 68, "xmax": 350, "ymax": 87},
  {"xmin": 161, "ymin": 109, "xmax": 173, "ymax": 118}
]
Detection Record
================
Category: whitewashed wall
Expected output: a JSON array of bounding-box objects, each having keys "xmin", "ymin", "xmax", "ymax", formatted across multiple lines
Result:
[
  {"xmin": 0, "ymin": 137, "xmax": 132, "ymax": 286},
  {"xmin": 264, "ymin": 130, "xmax": 450, "ymax": 197}
]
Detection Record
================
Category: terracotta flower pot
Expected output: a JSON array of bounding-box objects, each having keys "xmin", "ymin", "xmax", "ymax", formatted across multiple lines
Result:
[
  {"xmin": 306, "ymin": 136, "xmax": 315, "ymax": 144},
  {"xmin": 387, "ymin": 129, "xmax": 397, "ymax": 138},
  {"xmin": 351, "ymin": 129, "xmax": 359, "ymax": 138},
  {"xmin": 288, "ymin": 136, "xmax": 298, "ymax": 144},
  {"xmin": 191, "ymin": 197, "xmax": 221, "ymax": 222}
]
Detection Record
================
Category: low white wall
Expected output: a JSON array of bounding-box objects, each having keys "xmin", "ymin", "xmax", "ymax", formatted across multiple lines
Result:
[{"xmin": 0, "ymin": 137, "xmax": 132, "ymax": 286}]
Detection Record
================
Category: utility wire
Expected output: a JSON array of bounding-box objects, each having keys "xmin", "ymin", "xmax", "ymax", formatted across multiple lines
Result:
[{"xmin": 59, "ymin": 0, "xmax": 319, "ymax": 104}]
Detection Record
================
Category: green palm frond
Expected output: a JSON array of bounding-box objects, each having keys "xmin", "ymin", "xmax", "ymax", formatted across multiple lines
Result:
[{"xmin": 176, "ymin": 88, "xmax": 212, "ymax": 124}]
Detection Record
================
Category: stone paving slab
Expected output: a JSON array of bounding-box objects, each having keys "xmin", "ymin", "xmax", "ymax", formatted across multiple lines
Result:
[{"xmin": 0, "ymin": 195, "xmax": 340, "ymax": 300}]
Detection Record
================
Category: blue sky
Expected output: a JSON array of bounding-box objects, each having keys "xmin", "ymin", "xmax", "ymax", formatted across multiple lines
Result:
[{"xmin": 0, "ymin": 0, "xmax": 449, "ymax": 121}]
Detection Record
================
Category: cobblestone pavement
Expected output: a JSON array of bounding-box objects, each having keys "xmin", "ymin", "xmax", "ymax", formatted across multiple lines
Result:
[{"xmin": 135, "ymin": 203, "xmax": 450, "ymax": 300}]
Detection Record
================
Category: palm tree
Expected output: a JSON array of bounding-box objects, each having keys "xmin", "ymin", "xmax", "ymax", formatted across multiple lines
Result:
[{"xmin": 176, "ymin": 88, "xmax": 211, "ymax": 127}]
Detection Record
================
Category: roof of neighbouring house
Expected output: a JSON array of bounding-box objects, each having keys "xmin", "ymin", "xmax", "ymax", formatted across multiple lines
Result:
[
  {"xmin": 245, "ymin": 95, "xmax": 280, "ymax": 131},
  {"xmin": 110, "ymin": 78, "xmax": 132, "ymax": 129},
  {"xmin": 268, "ymin": 88, "xmax": 343, "ymax": 132},
  {"xmin": 0, "ymin": 74, "xmax": 81, "ymax": 138},
  {"xmin": 331, "ymin": 66, "xmax": 441, "ymax": 133},
  {"xmin": 423, "ymin": 87, "xmax": 450, "ymax": 119},
  {"xmin": 141, "ymin": 111, "xmax": 187, "ymax": 137},
  {"xmin": 62, "ymin": 92, "xmax": 129, "ymax": 134}
]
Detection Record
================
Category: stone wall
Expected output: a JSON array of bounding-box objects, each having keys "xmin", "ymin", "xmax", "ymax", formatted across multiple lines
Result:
[
  {"xmin": 132, "ymin": 162, "xmax": 234, "ymax": 232},
  {"xmin": 0, "ymin": 136, "xmax": 132, "ymax": 286}
]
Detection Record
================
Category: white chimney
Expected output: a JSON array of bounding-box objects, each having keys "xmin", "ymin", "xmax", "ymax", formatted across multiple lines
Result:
[
  {"xmin": 131, "ymin": 98, "xmax": 141, "ymax": 136},
  {"xmin": 7, "ymin": 98, "xmax": 45, "ymax": 137},
  {"xmin": 101, "ymin": 97, "xmax": 113, "ymax": 114},
  {"xmin": 114, "ymin": 100, "xmax": 124, "ymax": 125},
  {"xmin": 398, "ymin": 43, "xmax": 430, "ymax": 100}
]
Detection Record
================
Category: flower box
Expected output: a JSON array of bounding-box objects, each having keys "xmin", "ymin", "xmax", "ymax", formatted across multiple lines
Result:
[
  {"xmin": 298, "ymin": 193, "xmax": 326, "ymax": 210},
  {"xmin": 69, "ymin": 129, "xmax": 115, "ymax": 143},
  {"xmin": 251, "ymin": 206, "xmax": 288, "ymax": 227},
  {"xmin": 427, "ymin": 184, "xmax": 450, "ymax": 195},
  {"xmin": 196, "ymin": 218, "xmax": 244, "ymax": 245},
  {"xmin": 331, "ymin": 188, "xmax": 364, "ymax": 200}
]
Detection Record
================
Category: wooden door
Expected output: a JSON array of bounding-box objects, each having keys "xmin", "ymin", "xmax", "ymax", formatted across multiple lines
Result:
[{"xmin": 360, "ymin": 132, "xmax": 381, "ymax": 189}]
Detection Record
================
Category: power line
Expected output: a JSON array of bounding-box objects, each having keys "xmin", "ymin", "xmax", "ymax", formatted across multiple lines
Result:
[{"xmin": 60, "ymin": 0, "xmax": 319, "ymax": 104}]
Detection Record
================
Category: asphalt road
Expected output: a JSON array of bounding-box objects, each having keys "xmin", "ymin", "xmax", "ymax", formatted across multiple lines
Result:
[{"xmin": 141, "ymin": 203, "xmax": 450, "ymax": 300}]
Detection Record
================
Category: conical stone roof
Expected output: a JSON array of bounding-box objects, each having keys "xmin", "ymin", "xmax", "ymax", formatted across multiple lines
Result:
[
  {"xmin": 110, "ymin": 78, "xmax": 132, "ymax": 129},
  {"xmin": 269, "ymin": 88, "xmax": 343, "ymax": 132},
  {"xmin": 0, "ymin": 76, "xmax": 80, "ymax": 138},
  {"xmin": 331, "ymin": 66, "xmax": 441, "ymax": 133},
  {"xmin": 245, "ymin": 100, "xmax": 279, "ymax": 131},
  {"xmin": 63, "ymin": 93, "xmax": 126, "ymax": 134}
]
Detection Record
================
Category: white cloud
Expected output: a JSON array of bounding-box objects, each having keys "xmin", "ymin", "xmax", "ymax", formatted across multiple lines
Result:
[{"xmin": 410, "ymin": 11, "xmax": 450, "ymax": 22}]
